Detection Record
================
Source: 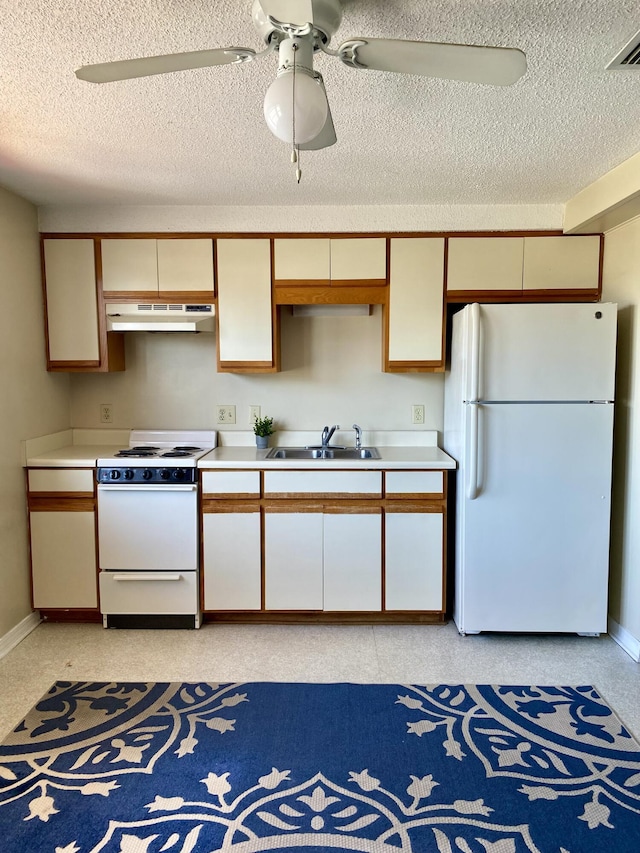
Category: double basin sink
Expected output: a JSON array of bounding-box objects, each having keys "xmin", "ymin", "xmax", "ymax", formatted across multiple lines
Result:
[{"xmin": 266, "ymin": 446, "xmax": 380, "ymax": 460}]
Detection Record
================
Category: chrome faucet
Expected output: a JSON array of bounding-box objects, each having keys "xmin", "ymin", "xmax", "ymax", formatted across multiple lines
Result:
[
  {"xmin": 321, "ymin": 424, "xmax": 339, "ymax": 447},
  {"xmin": 352, "ymin": 424, "xmax": 362, "ymax": 450}
]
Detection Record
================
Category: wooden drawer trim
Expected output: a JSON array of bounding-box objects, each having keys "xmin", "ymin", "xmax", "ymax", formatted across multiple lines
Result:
[
  {"xmin": 273, "ymin": 285, "xmax": 388, "ymax": 305},
  {"xmin": 202, "ymin": 500, "xmax": 261, "ymax": 513},
  {"xmin": 29, "ymin": 497, "xmax": 95, "ymax": 512},
  {"xmin": 264, "ymin": 492, "xmax": 381, "ymax": 501},
  {"xmin": 383, "ymin": 502, "xmax": 444, "ymax": 513}
]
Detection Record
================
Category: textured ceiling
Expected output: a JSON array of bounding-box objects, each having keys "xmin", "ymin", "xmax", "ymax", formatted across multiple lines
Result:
[{"xmin": 1, "ymin": 0, "xmax": 639, "ymax": 208}]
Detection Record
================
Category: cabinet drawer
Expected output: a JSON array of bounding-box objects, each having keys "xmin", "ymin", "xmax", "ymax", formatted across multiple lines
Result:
[
  {"xmin": 385, "ymin": 471, "xmax": 443, "ymax": 497},
  {"xmin": 28, "ymin": 468, "xmax": 95, "ymax": 494},
  {"xmin": 263, "ymin": 470, "xmax": 382, "ymax": 497},
  {"xmin": 201, "ymin": 470, "xmax": 260, "ymax": 496},
  {"xmin": 99, "ymin": 570, "xmax": 198, "ymax": 615}
]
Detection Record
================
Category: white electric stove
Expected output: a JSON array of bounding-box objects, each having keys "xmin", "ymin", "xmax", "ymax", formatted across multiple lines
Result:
[{"xmin": 97, "ymin": 430, "xmax": 217, "ymax": 629}]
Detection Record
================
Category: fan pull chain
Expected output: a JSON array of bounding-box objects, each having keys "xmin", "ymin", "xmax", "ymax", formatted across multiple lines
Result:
[{"xmin": 291, "ymin": 42, "xmax": 301, "ymax": 183}]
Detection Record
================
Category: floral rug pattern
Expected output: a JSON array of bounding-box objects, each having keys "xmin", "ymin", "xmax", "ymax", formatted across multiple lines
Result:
[{"xmin": 1, "ymin": 681, "xmax": 639, "ymax": 852}]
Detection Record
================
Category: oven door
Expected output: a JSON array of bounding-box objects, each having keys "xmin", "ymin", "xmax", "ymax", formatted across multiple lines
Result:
[{"xmin": 97, "ymin": 483, "xmax": 198, "ymax": 571}]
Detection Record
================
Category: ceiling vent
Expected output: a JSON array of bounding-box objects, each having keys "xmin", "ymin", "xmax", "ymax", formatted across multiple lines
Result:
[{"xmin": 606, "ymin": 28, "xmax": 640, "ymax": 69}]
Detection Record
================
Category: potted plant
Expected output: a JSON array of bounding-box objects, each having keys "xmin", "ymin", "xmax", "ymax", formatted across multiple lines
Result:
[{"xmin": 253, "ymin": 415, "xmax": 275, "ymax": 449}]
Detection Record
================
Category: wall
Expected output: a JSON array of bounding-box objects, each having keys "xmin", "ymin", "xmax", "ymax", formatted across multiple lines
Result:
[
  {"xmin": 70, "ymin": 307, "xmax": 443, "ymax": 433},
  {"xmin": 602, "ymin": 217, "xmax": 640, "ymax": 648},
  {"xmin": 0, "ymin": 187, "xmax": 70, "ymax": 641}
]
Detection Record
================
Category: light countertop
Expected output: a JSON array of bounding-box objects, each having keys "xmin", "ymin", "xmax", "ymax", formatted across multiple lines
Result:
[
  {"xmin": 23, "ymin": 428, "xmax": 457, "ymax": 470},
  {"xmin": 198, "ymin": 445, "xmax": 456, "ymax": 470}
]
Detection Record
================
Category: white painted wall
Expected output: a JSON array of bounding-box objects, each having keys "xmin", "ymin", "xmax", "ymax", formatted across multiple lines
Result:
[
  {"xmin": 0, "ymin": 187, "xmax": 70, "ymax": 640},
  {"xmin": 70, "ymin": 307, "xmax": 444, "ymax": 434},
  {"xmin": 602, "ymin": 218, "xmax": 640, "ymax": 647}
]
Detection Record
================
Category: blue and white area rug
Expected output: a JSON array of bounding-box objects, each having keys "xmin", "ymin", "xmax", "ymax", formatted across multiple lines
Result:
[{"xmin": 1, "ymin": 682, "xmax": 640, "ymax": 853}]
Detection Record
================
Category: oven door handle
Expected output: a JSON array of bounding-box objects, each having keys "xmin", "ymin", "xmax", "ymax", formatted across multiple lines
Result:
[
  {"xmin": 98, "ymin": 484, "xmax": 197, "ymax": 492},
  {"xmin": 111, "ymin": 573, "xmax": 185, "ymax": 582}
]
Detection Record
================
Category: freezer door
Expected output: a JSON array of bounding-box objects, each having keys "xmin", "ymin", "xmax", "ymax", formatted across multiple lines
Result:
[
  {"xmin": 466, "ymin": 303, "xmax": 617, "ymax": 402},
  {"xmin": 455, "ymin": 401, "xmax": 613, "ymax": 634}
]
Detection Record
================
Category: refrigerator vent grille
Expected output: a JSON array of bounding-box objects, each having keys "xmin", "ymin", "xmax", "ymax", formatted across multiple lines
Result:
[{"xmin": 606, "ymin": 29, "xmax": 640, "ymax": 68}]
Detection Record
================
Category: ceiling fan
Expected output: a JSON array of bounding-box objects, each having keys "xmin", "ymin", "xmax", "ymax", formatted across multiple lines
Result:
[{"xmin": 75, "ymin": 0, "xmax": 527, "ymax": 180}]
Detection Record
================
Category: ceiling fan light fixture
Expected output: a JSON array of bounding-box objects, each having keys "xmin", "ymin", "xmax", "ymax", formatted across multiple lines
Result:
[{"xmin": 263, "ymin": 67, "xmax": 328, "ymax": 144}]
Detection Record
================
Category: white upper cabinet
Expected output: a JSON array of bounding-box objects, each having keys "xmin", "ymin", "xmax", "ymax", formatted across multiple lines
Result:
[
  {"xmin": 43, "ymin": 238, "xmax": 100, "ymax": 363},
  {"xmin": 387, "ymin": 237, "xmax": 445, "ymax": 368},
  {"xmin": 273, "ymin": 237, "xmax": 386, "ymax": 282},
  {"xmin": 330, "ymin": 238, "xmax": 386, "ymax": 280},
  {"xmin": 274, "ymin": 238, "xmax": 331, "ymax": 280},
  {"xmin": 447, "ymin": 237, "xmax": 524, "ymax": 292},
  {"xmin": 522, "ymin": 235, "xmax": 601, "ymax": 290},
  {"xmin": 156, "ymin": 239, "xmax": 214, "ymax": 292},
  {"xmin": 216, "ymin": 237, "xmax": 276, "ymax": 370},
  {"xmin": 101, "ymin": 238, "xmax": 214, "ymax": 294},
  {"xmin": 447, "ymin": 235, "xmax": 601, "ymax": 295}
]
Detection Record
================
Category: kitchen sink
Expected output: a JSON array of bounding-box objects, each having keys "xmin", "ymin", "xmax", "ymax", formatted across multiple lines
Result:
[{"xmin": 266, "ymin": 447, "xmax": 381, "ymax": 460}]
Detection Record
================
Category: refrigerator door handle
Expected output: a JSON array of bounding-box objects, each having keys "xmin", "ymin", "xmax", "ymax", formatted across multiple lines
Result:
[
  {"xmin": 468, "ymin": 303, "xmax": 481, "ymax": 403},
  {"xmin": 467, "ymin": 402, "xmax": 480, "ymax": 500}
]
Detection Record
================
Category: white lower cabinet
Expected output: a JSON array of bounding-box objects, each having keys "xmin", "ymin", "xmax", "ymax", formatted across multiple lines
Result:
[
  {"xmin": 201, "ymin": 467, "xmax": 446, "ymax": 619},
  {"xmin": 265, "ymin": 512, "xmax": 324, "ymax": 610},
  {"xmin": 203, "ymin": 510, "xmax": 262, "ymax": 610},
  {"xmin": 30, "ymin": 510, "xmax": 98, "ymax": 609},
  {"xmin": 323, "ymin": 513, "xmax": 381, "ymax": 611},
  {"xmin": 385, "ymin": 510, "xmax": 444, "ymax": 611},
  {"xmin": 264, "ymin": 510, "xmax": 382, "ymax": 611}
]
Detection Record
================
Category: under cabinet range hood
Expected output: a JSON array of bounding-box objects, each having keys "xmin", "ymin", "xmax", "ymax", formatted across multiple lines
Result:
[{"xmin": 105, "ymin": 303, "xmax": 215, "ymax": 333}]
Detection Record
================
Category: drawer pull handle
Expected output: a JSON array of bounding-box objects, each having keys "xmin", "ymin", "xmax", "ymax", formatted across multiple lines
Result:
[{"xmin": 111, "ymin": 573, "xmax": 183, "ymax": 582}]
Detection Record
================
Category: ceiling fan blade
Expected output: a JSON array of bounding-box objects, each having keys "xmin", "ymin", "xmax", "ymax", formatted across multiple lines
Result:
[
  {"xmin": 299, "ymin": 80, "xmax": 336, "ymax": 150},
  {"xmin": 256, "ymin": 1, "xmax": 314, "ymax": 27},
  {"xmin": 337, "ymin": 37, "xmax": 527, "ymax": 86},
  {"xmin": 75, "ymin": 46, "xmax": 258, "ymax": 84}
]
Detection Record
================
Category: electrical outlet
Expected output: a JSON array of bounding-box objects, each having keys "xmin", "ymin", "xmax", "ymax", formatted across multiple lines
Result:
[
  {"xmin": 412, "ymin": 404, "xmax": 425, "ymax": 425},
  {"xmin": 249, "ymin": 405, "xmax": 261, "ymax": 424},
  {"xmin": 216, "ymin": 405, "xmax": 236, "ymax": 425},
  {"xmin": 100, "ymin": 403, "xmax": 113, "ymax": 424}
]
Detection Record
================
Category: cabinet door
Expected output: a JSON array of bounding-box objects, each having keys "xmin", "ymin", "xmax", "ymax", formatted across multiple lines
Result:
[
  {"xmin": 385, "ymin": 509, "xmax": 443, "ymax": 611},
  {"xmin": 523, "ymin": 235, "xmax": 601, "ymax": 291},
  {"xmin": 274, "ymin": 238, "xmax": 330, "ymax": 281},
  {"xmin": 43, "ymin": 239, "xmax": 100, "ymax": 363},
  {"xmin": 323, "ymin": 512, "xmax": 381, "ymax": 611},
  {"xmin": 30, "ymin": 510, "xmax": 98, "ymax": 608},
  {"xmin": 203, "ymin": 509, "xmax": 261, "ymax": 610},
  {"xmin": 447, "ymin": 237, "xmax": 524, "ymax": 292},
  {"xmin": 264, "ymin": 512, "xmax": 323, "ymax": 609},
  {"xmin": 157, "ymin": 239, "xmax": 214, "ymax": 294},
  {"xmin": 330, "ymin": 238, "xmax": 387, "ymax": 281},
  {"xmin": 386, "ymin": 237, "xmax": 445, "ymax": 369},
  {"xmin": 101, "ymin": 239, "xmax": 158, "ymax": 293},
  {"xmin": 216, "ymin": 238, "xmax": 276, "ymax": 370}
]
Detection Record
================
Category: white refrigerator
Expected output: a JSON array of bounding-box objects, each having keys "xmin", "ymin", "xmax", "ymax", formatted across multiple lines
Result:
[{"xmin": 443, "ymin": 302, "xmax": 617, "ymax": 635}]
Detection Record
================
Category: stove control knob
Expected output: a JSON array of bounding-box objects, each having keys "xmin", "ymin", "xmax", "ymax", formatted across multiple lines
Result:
[
  {"xmin": 172, "ymin": 468, "xmax": 186, "ymax": 481},
  {"xmin": 142, "ymin": 469, "xmax": 153, "ymax": 481},
  {"xmin": 124, "ymin": 469, "xmax": 135, "ymax": 480},
  {"xmin": 109, "ymin": 469, "xmax": 120, "ymax": 480},
  {"xmin": 160, "ymin": 469, "xmax": 171, "ymax": 481}
]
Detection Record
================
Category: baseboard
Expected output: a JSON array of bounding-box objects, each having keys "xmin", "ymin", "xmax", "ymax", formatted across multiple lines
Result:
[
  {"xmin": 608, "ymin": 616, "xmax": 640, "ymax": 662},
  {"xmin": 0, "ymin": 611, "xmax": 41, "ymax": 660}
]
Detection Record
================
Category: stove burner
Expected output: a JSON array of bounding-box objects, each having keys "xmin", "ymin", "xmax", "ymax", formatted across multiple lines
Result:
[
  {"xmin": 173, "ymin": 446, "xmax": 202, "ymax": 451},
  {"xmin": 115, "ymin": 448, "xmax": 158, "ymax": 458},
  {"xmin": 161, "ymin": 450, "xmax": 194, "ymax": 458}
]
